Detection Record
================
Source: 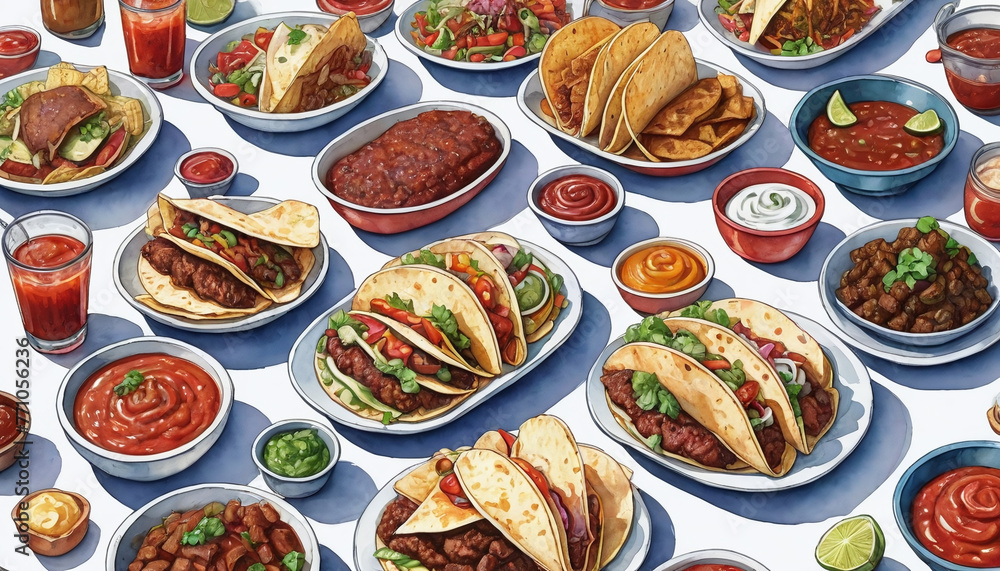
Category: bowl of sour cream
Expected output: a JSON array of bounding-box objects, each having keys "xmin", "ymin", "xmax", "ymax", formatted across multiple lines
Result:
[{"xmin": 712, "ymin": 167, "xmax": 825, "ymax": 263}]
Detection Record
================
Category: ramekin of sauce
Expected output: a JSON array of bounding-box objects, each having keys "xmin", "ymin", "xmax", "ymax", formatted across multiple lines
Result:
[
  {"xmin": 174, "ymin": 147, "xmax": 238, "ymax": 198},
  {"xmin": 911, "ymin": 466, "xmax": 1000, "ymax": 567},
  {"xmin": 528, "ymin": 165, "xmax": 625, "ymax": 246},
  {"xmin": 253, "ymin": 419, "xmax": 340, "ymax": 498},
  {"xmin": 12, "ymin": 489, "xmax": 90, "ymax": 556},
  {"xmin": 713, "ymin": 168, "xmax": 825, "ymax": 263},
  {"xmin": 0, "ymin": 26, "xmax": 40, "ymax": 79},
  {"xmin": 612, "ymin": 237, "xmax": 714, "ymax": 314},
  {"xmin": 932, "ymin": 4, "xmax": 1000, "ymax": 114},
  {"xmin": 0, "ymin": 390, "xmax": 28, "ymax": 472},
  {"xmin": 964, "ymin": 142, "xmax": 1000, "ymax": 240},
  {"xmin": 317, "ymin": 0, "xmax": 394, "ymax": 33}
]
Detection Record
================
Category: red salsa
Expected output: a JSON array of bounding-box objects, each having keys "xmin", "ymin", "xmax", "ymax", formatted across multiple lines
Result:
[
  {"xmin": 947, "ymin": 27, "xmax": 1000, "ymax": 59},
  {"xmin": 911, "ymin": 466, "xmax": 1000, "ymax": 567},
  {"xmin": 10, "ymin": 235, "xmax": 90, "ymax": 342},
  {"xmin": 0, "ymin": 29, "xmax": 39, "ymax": 78},
  {"xmin": 180, "ymin": 151, "xmax": 234, "ymax": 184},
  {"xmin": 0, "ymin": 403, "xmax": 20, "ymax": 449},
  {"xmin": 682, "ymin": 566, "xmax": 744, "ymax": 571},
  {"xmin": 538, "ymin": 175, "xmax": 617, "ymax": 221},
  {"xmin": 808, "ymin": 101, "xmax": 945, "ymax": 171},
  {"xmin": 73, "ymin": 353, "xmax": 221, "ymax": 455},
  {"xmin": 601, "ymin": 0, "xmax": 667, "ymax": 9},
  {"xmin": 318, "ymin": 0, "xmax": 392, "ymax": 15}
]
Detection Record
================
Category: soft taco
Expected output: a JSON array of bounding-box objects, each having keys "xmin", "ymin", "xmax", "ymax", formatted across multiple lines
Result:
[
  {"xmin": 148, "ymin": 194, "xmax": 319, "ymax": 304},
  {"xmin": 315, "ymin": 310, "xmax": 479, "ymax": 425},
  {"xmin": 352, "ymin": 265, "xmax": 502, "ymax": 375},
  {"xmin": 602, "ymin": 338, "xmax": 796, "ymax": 476},
  {"xmin": 671, "ymin": 299, "xmax": 839, "ymax": 454},
  {"xmin": 456, "ymin": 231, "xmax": 569, "ymax": 344},
  {"xmin": 385, "ymin": 238, "xmax": 527, "ymax": 367},
  {"xmin": 581, "ymin": 22, "xmax": 660, "ymax": 138},
  {"xmin": 538, "ymin": 17, "xmax": 622, "ymax": 135},
  {"xmin": 259, "ymin": 14, "xmax": 368, "ymax": 113}
]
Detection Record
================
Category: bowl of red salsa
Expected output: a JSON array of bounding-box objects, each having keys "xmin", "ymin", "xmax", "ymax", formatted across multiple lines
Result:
[
  {"xmin": 790, "ymin": 74, "xmax": 959, "ymax": 197},
  {"xmin": 893, "ymin": 440, "xmax": 1000, "ymax": 571},
  {"xmin": 583, "ymin": 0, "xmax": 674, "ymax": 31},
  {"xmin": 55, "ymin": 337, "xmax": 234, "ymax": 481},
  {"xmin": 174, "ymin": 147, "xmax": 238, "ymax": 198},
  {"xmin": 933, "ymin": 3, "xmax": 1000, "ymax": 115},
  {"xmin": 652, "ymin": 548, "xmax": 770, "ymax": 571},
  {"xmin": 0, "ymin": 26, "xmax": 40, "ymax": 79},
  {"xmin": 318, "ymin": 0, "xmax": 394, "ymax": 33},
  {"xmin": 527, "ymin": 165, "xmax": 625, "ymax": 246}
]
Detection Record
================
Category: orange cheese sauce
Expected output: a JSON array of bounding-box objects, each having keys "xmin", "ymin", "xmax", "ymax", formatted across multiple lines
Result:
[{"xmin": 619, "ymin": 245, "xmax": 706, "ymax": 293}]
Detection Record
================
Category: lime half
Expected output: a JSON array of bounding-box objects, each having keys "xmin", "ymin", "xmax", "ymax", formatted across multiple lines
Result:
[
  {"xmin": 187, "ymin": 0, "xmax": 234, "ymax": 25},
  {"xmin": 826, "ymin": 90, "xmax": 858, "ymax": 128},
  {"xmin": 815, "ymin": 514, "xmax": 885, "ymax": 571},
  {"xmin": 904, "ymin": 109, "xmax": 943, "ymax": 136}
]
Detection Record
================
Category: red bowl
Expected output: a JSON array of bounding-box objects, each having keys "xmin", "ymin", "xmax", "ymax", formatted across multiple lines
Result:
[
  {"xmin": 0, "ymin": 26, "xmax": 40, "ymax": 79},
  {"xmin": 712, "ymin": 168, "xmax": 825, "ymax": 263},
  {"xmin": 313, "ymin": 101, "xmax": 511, "ymax": 234},
  {"xmin": 612, "ymin": 237, "xmax": 715, "ymax": 314}
]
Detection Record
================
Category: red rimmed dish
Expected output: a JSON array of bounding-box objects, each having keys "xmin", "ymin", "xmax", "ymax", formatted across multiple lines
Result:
[
  {"xmin": 313, "ymin": 101, "xmax": 511, "ymax": 234},
  {"xmin": 0, "ymin": 26, "xmax": 39, "ymax": 79},
  {"xmin": 713, "ymin": 167, "xmax": 825, "ymax": 263},
  {"xmin": 0, "ymin": 390, "xmax": 27, "ymax": 473},
  {"xmin": 612, "ymin": 237, "xmax": 714, "ymax": 314},
  {"xmin": 318, "ymin": 0, "xmax": 394, "ymax": 33},
  {"xmin": 12, "ymin": 489, "xmax": 90, "ymax": 556}
]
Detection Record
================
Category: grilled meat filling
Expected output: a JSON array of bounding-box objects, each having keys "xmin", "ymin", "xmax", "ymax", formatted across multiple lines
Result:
[{"xmin": 141, "ymin": 237, "xmax": 258, "ymax": 309}]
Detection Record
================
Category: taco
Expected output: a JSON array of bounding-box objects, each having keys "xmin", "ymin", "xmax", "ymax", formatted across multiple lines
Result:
[
  {"xmin": 386, "ymin": 238, "xmax": 527, "ymax": 367},
  {"xmin": 581, "ymin": 22, "xmax": 660, "ymax": 138},
  {"xmin": 602, "ymin": 337, "xmax": 796, "ymax": 476},
  {"xmin": 538, "ymin": 17, "xmax": 622, "ymax": 135},
  {"xmin": 315, "ymin": 310, "xmax": 478, "ymax": 425},
  {"xmin": 259, "ymin": 14, "xmax": 368, "ymax": 113},
  {"xmin": 352, "ymin": 265, "xmax": 502, "ymax": 375},
  {"xmin": 148, "ymin": 194, "xmax": 319, "ymax": 305},
  {"xmin": 671, "ymin": 299, "xmax": 839, "ymax": 454},
  {"xmin": 455, "ymin": 232, "xmax": 568, "ymax": 344}
]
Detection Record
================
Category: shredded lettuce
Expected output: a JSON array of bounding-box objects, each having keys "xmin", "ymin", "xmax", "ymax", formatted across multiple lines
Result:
[{"xmin": 631, "ymin": 371, "xmax": 680, "ymax": 418}]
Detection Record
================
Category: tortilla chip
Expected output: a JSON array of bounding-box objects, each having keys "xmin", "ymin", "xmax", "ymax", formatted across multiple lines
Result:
[
  {"xmin": 718, "ymin": 72, "xmax": 741, "ymax": 99},
  {"xmin": 640, "ymin": 134, "xmax": 713, "ymax": 160},
  {"xmin": 710, "ymin": 119, "xmax": 749, "ymax": 149},
  {"xmin": 701, "ymin": 94, "xmax": 754, "ymax": 124},
  {"xmin": 45, "ymin": 66, "xmax": 85, "ymax": 90},
  {"xmin": 42, "ymin": 165, "xmax": 81, "ymax": 184},
  {"xmin": 81, "ymin": 67, "xmax": 111, "ymax": 95},
  {"xmin": 642, "ymin": 78, "xmax": 722, "ymax": 136}
]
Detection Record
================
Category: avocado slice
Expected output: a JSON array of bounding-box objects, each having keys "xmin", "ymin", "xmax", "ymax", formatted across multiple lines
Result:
[
  {"xmin": 1, "ymin": 138, "xmax": 33, "ymax": 164},
  {"xmin": 58, "ymin": 119, "xmax": 110, "ymax": 162}
]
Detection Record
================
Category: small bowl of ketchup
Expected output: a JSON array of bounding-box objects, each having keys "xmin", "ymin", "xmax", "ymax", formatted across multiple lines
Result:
[
  {"xmin": 0, "ymin": 390, "xmax": 28, "ymax": 473},
  {"xmin": 932, "ymin": 3, "xmax": 1000, "ymax": 115},
  {"xmin": 527, "ymin": 165, "xmax": 625, "ymax": 247},
  {"xmin": 582, "ymin": 0, "xmax": 674, "ymax": 31},
  {"xmin": 174, "ymin": 147, "xmax": 238, "ymax": 199},
  {"xmin": 318, "ymin": 0, "xmax": 395, "ymax": 34},
  {"xmin": 0, "ymin": 26, "xmax": 40, "ymax": 79},
  {"xmin": 653, "ymin": 549, "xmax": 770, "ymax": 571}
]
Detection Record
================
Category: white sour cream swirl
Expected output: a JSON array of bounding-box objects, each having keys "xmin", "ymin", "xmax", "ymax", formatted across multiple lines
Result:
[{"xmin": 725, "ymin": 183, "xmax": 816, "ymax": 231}]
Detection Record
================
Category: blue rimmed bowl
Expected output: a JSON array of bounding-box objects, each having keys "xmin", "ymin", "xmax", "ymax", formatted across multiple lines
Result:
[
  {"xmin": 790, "ymin": 74, "xmax": 959, "ymax": 196},
  {"xmin": 527, "ymin": 165, "xmax": 625, "ymax": 247},
  {"xmin": 252, "ymin": 418, "xmax": 340, "ymax": 498},
  {"xmin": 893, "ymin": 440, "xmax": 1000, "ymax": 571}
]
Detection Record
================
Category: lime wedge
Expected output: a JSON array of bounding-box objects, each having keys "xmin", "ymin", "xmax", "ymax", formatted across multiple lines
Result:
[
  {"xmin": 815, "ymin": 515, "xmax": 885, "ymax": 571},
  {"xmin": 826, "ymin": 90, "xmax": 858, "ymax": 127},
  {"xmin": 904, "ymin": 109, "xmax": 943, "ymax": 136},
  {"xmin": 187, "ymin": 0, "xmax": 234, "ymax": 25}
]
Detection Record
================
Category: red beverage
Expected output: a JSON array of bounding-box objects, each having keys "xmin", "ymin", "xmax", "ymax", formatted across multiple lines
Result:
[
  {"xmin": 180, "ymin": 151, "xmax": 234, "ymax": 184},
  {"xmin": 0, "ymin": 27, "xmax": 40, "ymax": 78},
  {"xmin": 119, "ymin": 0, "xmax": 186, "ymax": 88},
  {"xmin": 10, "ymin": 235, "xmax": 90, "ymax": 343}
]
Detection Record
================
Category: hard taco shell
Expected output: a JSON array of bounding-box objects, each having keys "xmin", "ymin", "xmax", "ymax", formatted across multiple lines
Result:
[{"xmin": 581, "ymin": 22, "xmax": 660, "ymax": 138}]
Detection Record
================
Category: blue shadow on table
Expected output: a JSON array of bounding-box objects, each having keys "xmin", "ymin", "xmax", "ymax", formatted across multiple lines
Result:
[
  {"xmin": 370, "ymin": 11, "xmax": 399, "ymax": 38},
  {"xmin": 747, "ymin": 222, "xmax": 846, "ymax": 283},
  {"xmin": 225, "ymin": 58, "xmax": 422, "ymax": 158},
  {"xmin": 637, "ymin": 490, "xmax": 676, "ymax": 571},
  {"xmin": 146, "ymin": 247, "xmax": 353, "ymax": 370},
  {"xmin": 878, "ymin": 559, "xmax": 911, "ymax": 571},
  {"xmin": 37, "ymin": 522, "xmax": 100, "ymax": 571},
  {"xmin": 860, "ymin": 341, "xmax": 1000, "ymax": 390},
  {"xmin": 704, "ymin": 278, "xmax": 735, "ymax": 302},
  {"xmin": 187, "ymin": 1, "xmax": 261, "ymax": 35},
  {"xmin": 288, "ymin": 461, "xmax": 378, "ymax": 524},
  {"xmin": 46, "ymin": 314, "xmax": 143, "ymax": 370},
  {"xmin": 840, "ymin": 131, "xmax": 983, "ymax": 220},
  {"xmin": 566, "ymin": 207, "xmax": 659, "ymax": 268},
  {"xmin": 664, "ymin": 0, "xmax": 700, "ymax": 32},
  {"xmin": 736, "ymin": 0, "xmax": 950, "ymax": 92},
  {"xmin": 60, "ymin": 22, "xmax": 106, "ymax": 48},
  {"xmin": 218, "ymin": 172, "xmax": 260, "ymax": 197},
  {"xmin": 627, "ymin": 381, "xmax": 909, "ymax": 524},
  {"xmin": 320, "ymin": 545, "xmax": 352, "ymax": 571},
  {"xmin": 336, "ymin": 291, "xmax": 610, "ymax": 458},
  {"xmin": 0, "ymin": 435, "xmax": 60, "ymax": 496},
  {"xmin": 357, "ymin": 141, "xmax": 538, "ymax": 256},
  {"xmin": 156, "ymin": 39, "xmax": 209, "ymax": 105},
  {"xmin": 94, "ymin": 401, "xmax": 268, "ymax": 510},
  {"xmin": 35, "ymin": 50, "xmax": 62, "ymax": 69},
  {"xmin": 0, "ymin": 121, "xmax": 188, "ymax": 231},
  {"xmin": 551, "ymin": 111, "xmax": 792, "ymax": 203},
  {"xmin": 419, "ymin": 60, "xmax": 534, "ymax": 98},
  {"xmin": 985, "ymin": 115, "xmax": 1000, "ymax": 127}
]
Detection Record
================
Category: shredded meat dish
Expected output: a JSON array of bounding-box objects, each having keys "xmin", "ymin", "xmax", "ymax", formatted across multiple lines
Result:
[{"xmin": 141, "ymin": 237, "xmax": 259, "ymax": 309}]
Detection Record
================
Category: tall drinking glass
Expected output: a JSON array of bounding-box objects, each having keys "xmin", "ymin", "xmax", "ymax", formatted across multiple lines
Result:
[
  {"xmin": 119, "ymin": 0, "xmax": 186, "ymax": 89},
  {"xmin": 41, "ymin": 0, "xmax": 105, "ymax": 39},
  {"xmin": 2, "ymin": 211, "xmax": 93, "ymax": 354}
]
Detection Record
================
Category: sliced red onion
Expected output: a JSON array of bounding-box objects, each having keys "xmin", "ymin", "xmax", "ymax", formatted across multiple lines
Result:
[
  {"xmin": 549, "ymin": 490, "xmax": 570, "ymax": 530},
  {"xmin": 758, "ymin": 342, "xmax": 775, "ymax": 360},
  {"xmin": 491, "ymin": 245, "xmax": 514, "ymax": 269}
]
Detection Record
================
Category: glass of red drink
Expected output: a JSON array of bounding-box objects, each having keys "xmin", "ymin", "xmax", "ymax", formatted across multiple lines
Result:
[
  {"xmin": 119, "ymin": 0, "xmax": 186, "ymax": 89},
  {"xmin": 2, "ymin": 211, "xmax": 93, "ymax": 354},
  {"xmin": 933, "ymin": 3, "xmax": 1000, "ymax": 115}
]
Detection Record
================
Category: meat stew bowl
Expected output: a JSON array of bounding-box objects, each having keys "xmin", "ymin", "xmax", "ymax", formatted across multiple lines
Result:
[
  {"xmin": 189, "ymin": 12, "xmax": 389, "ymax": 133},
  {"xmin": 819, "ymin": 219, "xmax": 1000, "ymax": 346},
  {"xmin": 56, "ymin": 337, "xmax": 234, "ymax": 481},
  {"xmin": 107, "ymin": 483, "xmax": 320, "ymax": 571},
  {"xmin": 312, "ymin": 100, "xmax": 512, "ymax": 234},
  {"xmin": 789, "ymin": 74, "xmax": 959, "ymax": 197}
]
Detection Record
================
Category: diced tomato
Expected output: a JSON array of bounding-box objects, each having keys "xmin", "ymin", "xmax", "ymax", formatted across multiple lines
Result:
[
  {"xmin": 492, "ymin": 304, "xmax": 509, "ymax": 318},
  {"xmin": 0, "ymin": 160, "xmax": 38, "ymax": 178},
  {"xmin": 498, "ymin": 429, "xmax": 516, "ymax": 453},
  {"xmin": 213, "ymin": 83, "xmax": 241, "ymax": 98},
  {"xmin": 414, "ymin": 13, "xmax": 431, "ymax": 36},
  {"xmin": 216, "ymin": 40, "xmax": 259, "ymax": 75},
  {"xmin": 484, "ymin": 32, "xmax": 508, "ymax": 46},
  {"xmin": 512, "ymin": 32, "xmax": 525, "ymax": 46},
  {"xmin": 487, "ymin": 310, "xmax": 513, "ymax": 349},
  {"xmin": 254, "ymin": 29, "xmax": 274, "ymax": 51},
  {"xmin": 511, "ymin": 458, "xmax": 550, "ymax": 499},
  {"xmin": 238, "ymin": 93, "xmax": 257, "ymax": 107},
  {"xmin": 439, "ymin": 473, "xmax": 464, "ymax": 497},
  {"xmin": 701, "ymin": 359, "xmax": 731, "ymax": 371},
  {"xmin": 718, "ymin": 14, "xmax": 737, "ymax": 33},
  {"xmin": 469, "ymin": 53, "xmax": 486, "ymax": 62},
  {"xmin": 94, "ymin": 126, "xmax": 125, "ymax": 166},
  {"xmin": 446, "ymin": 18, "xmax": 462, "ymax": 35},
  {"xmin": 738, "ymin": 30, "xmax": 750, "ymax": 42},
  {"xmin": 509, "ymin": 268, "xmax": 528, "ymax": 287},
  {"xmin": 441, "ymin": 46, "xmax": 459, "ymax": 60},
  {"xmin": 424, "ymin": 31, "xmax": 440, "ymax": 46},
  {"xmin": 381, "ymin": 332, "xmax": 413, "ymax": 364},
  {"xmin": 786, "ymin": 352, "xmax": 807, "ymax": 364},
  {"xmin": 529, "ymin": 3, "xmax": 554, "ymax": 14},
  {"xmin": 419, "ymin": 318, "xmax": 444, "ymax": 347},
  {"xmin": 354, "ymin": 314, "xmax": 388, "ymax": 341},
  {"xmin": 734, "ymin": 381, "xmax": 760, "ymax": 406},
  {"xmin": 553, "ymin": 293, "xmax": 566, "ymax": 308},
  {"xmin": 168, "ymin": 225, "xmax": 188, "ymax": 239},
  {"xmin": 471, "ymin": 276, "xmax": 496, "ymax": 310}
]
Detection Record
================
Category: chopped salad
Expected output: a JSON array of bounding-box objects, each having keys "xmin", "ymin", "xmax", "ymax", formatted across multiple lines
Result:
[{"xmin": 410, "ymin": 0, "xmax": 570, "ymax": 63}]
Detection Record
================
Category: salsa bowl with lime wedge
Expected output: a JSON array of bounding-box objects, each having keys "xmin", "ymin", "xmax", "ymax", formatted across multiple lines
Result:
[{"xmin": 790, "ymin": 74, "xmax": 959, "ymax": 197}]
